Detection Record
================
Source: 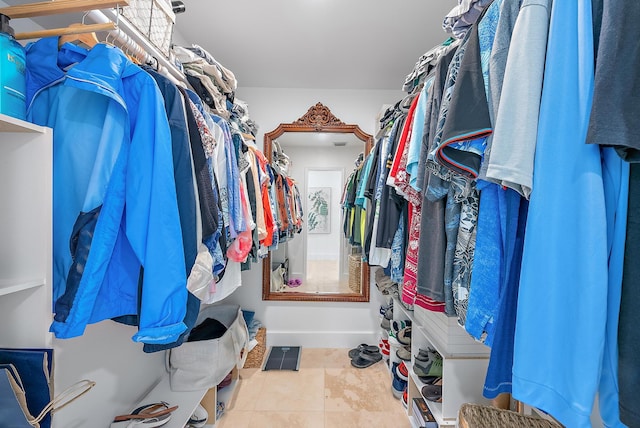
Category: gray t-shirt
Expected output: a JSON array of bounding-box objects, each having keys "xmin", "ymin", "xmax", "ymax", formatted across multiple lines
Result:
[
  {"xmin": 587, "ymin": 0, "xmax": 640, "ymax": 161},
  {"xmin": 485, "ymin": 0, "xmax": 552, "ymax": 198},
  {"xmin": 478, "ymin": 0, "xmax": 524, "ymax": 180}
]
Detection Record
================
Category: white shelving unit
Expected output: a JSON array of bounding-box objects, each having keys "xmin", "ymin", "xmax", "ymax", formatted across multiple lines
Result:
[
  {"xmin": 384, "ymin": 294, "xmax": 491, "ymax": 426},
  {"xmin": 122, "ymin": 376, "xmax": 208, "ymax": 428},
  {"xmin": 116, "ymin": 369, "xmax": 242, "ymax": 428},
  {"xmin": 407, "ymin": 306, "xmax": 491, "ymax": 426},
  {"xmin": 201, "ymin": 369, "xmax": 240, "ymax": 427},
  {"xmin": 0, "ymin": 114, "xmax": 245, "ymax": 428},
  {"xmin": 0, "ymin": 113, "xmax": 53, "ymax": 350}
]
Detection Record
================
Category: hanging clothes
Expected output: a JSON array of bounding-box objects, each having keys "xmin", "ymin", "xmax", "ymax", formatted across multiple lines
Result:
[
  {"xmin": 26, "ymin": 38, "xmax": 188, "ymax": 345},
  {"xmin": 511, "ymin": 2, "xmax": 629, "ymax": 427},
  {"xmin": 464, "ymin": 0, "xmax": 526, "ymax": 348}
]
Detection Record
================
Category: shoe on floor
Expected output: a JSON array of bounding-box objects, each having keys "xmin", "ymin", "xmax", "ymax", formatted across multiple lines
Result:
[
  {"xmin": 413, "ymin": 355, "xmax": 443, "ymax": 378},
  {"xmin": 396, "ymin": 345, "xmax": 411, "ymax": 361},
  {"xmin": 391, "ymin": 373, "xmax": 407, "ymax": 399},
  {"xmin": 348, "ymin": 344, "xmax": 379, "ymax": 359},
  {"xmin": 395, "ymin": 361, "xmax": 409, "ymax": 381},
  {"xmin": 396, "ymin": 326, "xmax": 411, "ymax": 346},
  {"xmin": 415, "ymin": 347, "xmax": 436, "ymax": 363},
  {"xmin": 351, "ymin": 350, "xmax": 382, "ymax": 368},
  {"xmin": 380, "ymin": 317, "xmax": 391, "ymax": 330},
  {"xmin": 421, "ymin": 378, "xmax": 443, "ymax": 402}
]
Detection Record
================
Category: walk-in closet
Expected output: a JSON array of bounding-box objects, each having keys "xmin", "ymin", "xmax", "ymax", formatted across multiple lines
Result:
[{"xmin": 1, "ymin": 1, "xmax": 638, "ymax": 427}]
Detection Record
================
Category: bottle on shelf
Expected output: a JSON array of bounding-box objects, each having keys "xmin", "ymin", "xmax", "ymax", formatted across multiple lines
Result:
[{"xmin": 0, "ymin": 13, "xmax": 25, "ymax": 121}]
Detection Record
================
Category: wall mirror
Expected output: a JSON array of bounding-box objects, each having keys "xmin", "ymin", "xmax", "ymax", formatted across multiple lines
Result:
[{"xmin": 262, "ymin": 103, "xmax": 373, "ymax": 302}]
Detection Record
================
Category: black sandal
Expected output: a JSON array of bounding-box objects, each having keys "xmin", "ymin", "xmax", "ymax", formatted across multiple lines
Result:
[{"xmin": 350, "ymin": 350, "xmax": 382, "ymax": 368}]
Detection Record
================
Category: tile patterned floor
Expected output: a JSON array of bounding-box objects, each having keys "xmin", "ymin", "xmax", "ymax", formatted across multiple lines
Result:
[
  {"xmin": 281, "ymin": 260, "xmax": 351, "ymax": 294},
  {"xmin": 217, "ymin": 348, "xmax": 410, "ymax": 428}
]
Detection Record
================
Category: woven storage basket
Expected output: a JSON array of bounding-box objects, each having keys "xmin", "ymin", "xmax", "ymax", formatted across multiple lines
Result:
[
  {"xmin": 458, "ymin": 403, "xmax": 563, "ymax": 428},
  {"xmin": 348, "ymin": 254, "xmax": 362, "ymax": 293},
  {"xmin": 243, "ymin": 327, "xmax": 266, "ymax": 368}
]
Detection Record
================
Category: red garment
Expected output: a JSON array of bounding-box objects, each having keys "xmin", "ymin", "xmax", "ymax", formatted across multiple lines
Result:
[
  {"xmin": 227, "ymin": 181, "xmax": 253, "ymax": 262},
  {"xmin": 389, "ymin": 94, "xmax": 421, "ymax": 184},
  {"xmin": 253, "ymin": 149, "xmax": 276, "ymax": 247}
]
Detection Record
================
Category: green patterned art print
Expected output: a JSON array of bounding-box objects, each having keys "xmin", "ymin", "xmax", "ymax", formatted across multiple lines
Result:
[{"xmin": 308, "ymin": 187, "xmax": 331, "ymax": 233}]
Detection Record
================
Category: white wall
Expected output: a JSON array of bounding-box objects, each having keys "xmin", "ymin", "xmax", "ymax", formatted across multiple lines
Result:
[
  {"xmin": 225, "ymin": 87, "xmax": 403, "ymax": 348},
  {"xmin": 306, "ymin": 169, "xmax": 343, "ymax": 261}
]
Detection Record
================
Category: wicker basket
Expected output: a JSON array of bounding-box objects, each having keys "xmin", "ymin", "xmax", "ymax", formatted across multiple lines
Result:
[
  {"xmin": 458, "ymin": 403, "xmax": 563, "ymax": 428},
  {"xmin": 348, "ymin": 254, "xmax": 362, "ymax": 293},
  {"xmin": 243, "ymin": 327, "xmax": 266, "ymax": 369}
]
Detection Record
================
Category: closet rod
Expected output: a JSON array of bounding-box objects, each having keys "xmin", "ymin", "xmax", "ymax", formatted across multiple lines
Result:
[
  {"xmin": 87, "ymin": 9, "xmax": 187, "ymax": 87},
  {"xmin": 0, "ymin": 0, "xmax": 128, "ymax": 19},
  {"xmin": 15, "ymin": 22, "xmax": 115, "ymax": 40}
]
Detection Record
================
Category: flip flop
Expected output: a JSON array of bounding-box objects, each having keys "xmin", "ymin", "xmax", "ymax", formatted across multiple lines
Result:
[
  {"xmin": 421, "ymin": 379, "xmax": 443, "ymax": 403},
  {"xmin": 350, "ymin": 350, "xmax": 382, "ymax": 368},
  {"xmin": 113, "ymin": 402, "xmax": 178, "ymax": 424},
  {"xmin": 348, "ymin": 344, "xmax": 379, "ymax": 359},
  {"xmin": 126, "ymin": 413, "xmax": 171, "ymax": 427}
]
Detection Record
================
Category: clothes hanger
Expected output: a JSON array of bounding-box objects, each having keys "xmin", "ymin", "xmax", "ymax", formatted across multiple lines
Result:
[
  {"xmin": 442, "ymin": 37, "xmax": 456, "ymax": 46},
  {"xmin": 57, "ymin": 23, "xmax": 99, "ymax": 49},
  {"xmin": 57, "ymin": 13, "xmax": 100, "ymax": 49}
]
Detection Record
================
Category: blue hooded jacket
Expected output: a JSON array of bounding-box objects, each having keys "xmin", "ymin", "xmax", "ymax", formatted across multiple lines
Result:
[{"xmin": 26, "ymin": 38, "xmax": 187, "ymax": 344}]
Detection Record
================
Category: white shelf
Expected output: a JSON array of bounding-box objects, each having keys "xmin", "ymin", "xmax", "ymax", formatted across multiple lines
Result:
[
  {"xmin": 416, "ymin": 324, "xmax": 449, "ymax": 359},
  {"xmin": 118, "ymin": 375, "xmax": 207, "ymax": 428},
  {"xmin": 393, "ymin": 296, "xmax": 415, "ymax": 323},
  {"xmin": 409, "ymin": 415, "xmax": 420, "ymax": 428},
  {"xmin": 409, "ymin": 369, "xmax": 444, "ymax": 426},
  {"xmin": 414, "ymin": 307, "xmax": 490, "ymax": 358},
  {"xmin": 216, "ymin": 379, "xmax": 237, "ymax": 405},
  {"xmin": 0, "ymin": 113, "xmax": 47, "ymax": 133},
  {"xmin": 0, "ymin": 278, "xmax": 46, "ymax": 296}
]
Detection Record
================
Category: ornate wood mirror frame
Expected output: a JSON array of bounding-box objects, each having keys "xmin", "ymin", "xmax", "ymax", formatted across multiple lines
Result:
[{"xmin": 262, "ymin": 103, "xmax": 373, "ymax": 302}]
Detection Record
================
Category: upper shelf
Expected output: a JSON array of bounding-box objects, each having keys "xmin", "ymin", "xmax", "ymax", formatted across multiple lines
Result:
[
  {"xmin": 0, "ymin": 114, "xmax": 48, "ymax": 133},
  {"xmin": 0, "ymin": 0, "xmax": 129, "ymax": 19}
]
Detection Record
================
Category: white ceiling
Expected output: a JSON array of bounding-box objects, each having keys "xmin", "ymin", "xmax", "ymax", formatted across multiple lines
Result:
[
  {"xmin": 175, "ymin": 0, "xmax": 455, "ymax": 90},
  {"xmin": 2, "ymin": 0, "xmax": 456, "ymax": 91}
]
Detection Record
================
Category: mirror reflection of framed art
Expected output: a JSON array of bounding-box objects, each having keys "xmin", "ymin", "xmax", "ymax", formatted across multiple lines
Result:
[{"xmin": 308, "ymin": 186, "xmax": 331, "ymax": 234}]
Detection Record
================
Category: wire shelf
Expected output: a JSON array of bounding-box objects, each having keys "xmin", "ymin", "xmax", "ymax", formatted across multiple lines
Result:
[{"xmin": 120, "ymin": 0, "xmax": 175, "ymax": 56}]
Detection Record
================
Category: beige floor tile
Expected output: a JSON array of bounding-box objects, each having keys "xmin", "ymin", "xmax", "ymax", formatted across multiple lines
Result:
[
  {"xmin": 299, "ymin": 348, "xmax": 352, "ymax": 370},
  {"xmin": 221, "ymin": 349, "xmax": 408, "ymax": 426},
  {"xmin": 246, "ymin": 411, "xmax": 324, "ymax": 428},
  {"xmin": 255, "ymin": 369, "xmax": 325, "ymax": 412},
  {"xmin": 325, "ymin": 411, "xmax": 412, "ymax": 428},
  {"xmin": 231, "ymin": 368, "xmax": 269, "ymax": 411},
  {"xmin": 216, "ymin": 410, "xmax": 253, "ymax": 428},
  {"xmin": 324, "ymin": 364, "xmax": 397, "ymax": 412}
]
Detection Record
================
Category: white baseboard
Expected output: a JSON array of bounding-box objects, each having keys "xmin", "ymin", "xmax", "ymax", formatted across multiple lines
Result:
[{"xmin": 266, "ymin": 330, "xmax": 379, "ymax": 348}]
